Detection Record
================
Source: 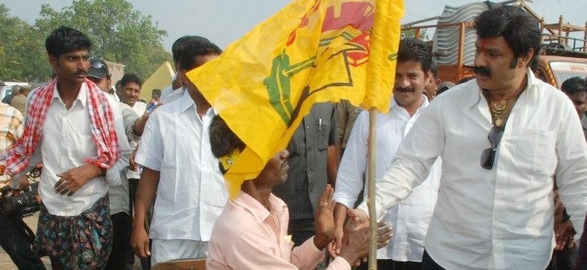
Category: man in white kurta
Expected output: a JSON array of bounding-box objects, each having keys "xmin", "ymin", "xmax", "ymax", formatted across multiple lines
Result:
[
  {"xmin": 134, "ymin": 90, "xmax": 227, "ymax": 264},
  {"xmin": 334, "ymin": 97, "xmax": 441, "ymax": 265}
]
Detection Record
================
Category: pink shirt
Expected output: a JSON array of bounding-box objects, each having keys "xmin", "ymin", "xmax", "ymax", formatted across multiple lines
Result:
[{"xmin": 206, "ymin": 192, "xmax": 350, "ymax": 270}]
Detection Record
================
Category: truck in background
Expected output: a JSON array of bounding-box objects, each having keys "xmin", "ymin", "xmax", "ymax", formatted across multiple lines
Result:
[
  {"xmin": 402, "ymin": 0, "xmax": 587, "ymax": 89},
  {"xmin": 0, "ymin": 81, "xmax": 31, "ymax": 102}
]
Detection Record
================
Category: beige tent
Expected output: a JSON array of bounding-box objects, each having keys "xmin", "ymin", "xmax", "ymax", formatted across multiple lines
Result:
[{"xmin": 140, "ymin": 61, "xmax": 175, "ymax": 101}]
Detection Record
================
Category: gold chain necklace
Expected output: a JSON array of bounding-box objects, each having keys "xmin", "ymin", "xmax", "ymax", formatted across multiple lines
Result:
[
  {"xmin": 490, "ymin": 99, "xmax": 515, "ymax": 127},
  {"xmin": 485, "ymin": 86, "xmax": 525, "ymax": 127}
]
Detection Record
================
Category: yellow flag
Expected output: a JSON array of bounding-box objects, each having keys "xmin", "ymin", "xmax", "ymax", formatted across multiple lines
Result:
[{"xmin": 188, "ymin": 0, "xmax": 404, "ymax": 198}]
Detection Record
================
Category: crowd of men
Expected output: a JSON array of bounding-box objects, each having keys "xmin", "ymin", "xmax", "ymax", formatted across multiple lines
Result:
[{"xmin": 0, "ymin": 4, "xmax": 587, "ymax": 270}]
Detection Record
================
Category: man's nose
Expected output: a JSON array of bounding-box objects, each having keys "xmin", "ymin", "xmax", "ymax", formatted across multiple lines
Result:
[
  {"xmin": 78, "ymin": 59, "xmax": 89, "ymax": 72},
  {"xmin": 396, "ymin": 76, "xmax": 410, "ymax": 88},
  {"xmin": 474, "ymin": 52, "xmax": 487, "ymax": 67}
]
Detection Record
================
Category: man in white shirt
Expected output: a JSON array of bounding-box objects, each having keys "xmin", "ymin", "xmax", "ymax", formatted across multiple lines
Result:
[
  {"xmin": 353, "ymin": 6, "xmax": 587, "ymax": 270},
  {"xmin": 1, "ymin": 26, "xmax": 132, "ymax": 269},
  {"xmin": 131, "ymin": 37, "xmax": 227, "ymax": 265},
  {"xmin": 332, "ymin": 38, "xmax": 441, "ymax": 270}
]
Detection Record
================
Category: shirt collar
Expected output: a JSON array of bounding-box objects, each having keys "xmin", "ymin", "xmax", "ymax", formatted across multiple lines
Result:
[
  {"xmin": 469, "ymin": 68, "xmax": 539, "ymax": 109},
  {"xmin": 52, "ymin": 81, "xmax": 88, "ymax": 107},
  {"xmin": 176, "ymin": 90, "xmax": 195, "ymax": 113},
  {"xmin": 176, "ymin": 90, "xmax": 216, "ymax": 117},
  {"xmin": 233, "ymin": 191, "xmax": 288, "ymax": 223},
  {"xmin": 389, "ymin": 94, "xmax": 429, "ymax": 113}
]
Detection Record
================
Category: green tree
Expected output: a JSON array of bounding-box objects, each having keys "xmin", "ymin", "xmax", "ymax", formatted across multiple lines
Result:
[
  {"xmin": 34, "ymin": 0, "xmax": 172, "ymax": 80},
  {"xmin": 401, "ymin": 28, "xmax": 429, "ymax": 40},
  {"xmin": 0, "ymin": 4, "xmax": 46, "ymax": 83}
]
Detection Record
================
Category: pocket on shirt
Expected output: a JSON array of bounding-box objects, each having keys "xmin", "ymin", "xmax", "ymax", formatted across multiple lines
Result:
[
  {"xmin": 509, "ymin": 129, "xmax": 556, "ymax": 174},
  {"xmin": 316, "ymin": 118, "xmax": 331, "ymax": 151},
  {"xmin": 68, "ymin": 133, "xmax": 95, "ymax": 159}
]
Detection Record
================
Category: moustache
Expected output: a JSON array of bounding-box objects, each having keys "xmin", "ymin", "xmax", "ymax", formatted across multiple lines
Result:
[
  {"xmin": 395, "ymin": 86, "xmax": 415, "ymax": 92},
  {"xmin": 473, "ymin": 66, "xmax": 492, "ymax": 78}
]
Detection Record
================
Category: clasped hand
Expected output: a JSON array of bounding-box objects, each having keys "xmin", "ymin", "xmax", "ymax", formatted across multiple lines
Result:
[{"xmin": 315, "ymin": 185, "xmax": 393, "ymax": 265}]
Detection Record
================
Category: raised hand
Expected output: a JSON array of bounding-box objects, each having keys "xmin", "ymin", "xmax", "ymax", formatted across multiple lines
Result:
[{"xmin": 313, "ymin": 184, "xmax": 336, "ymax": 249}]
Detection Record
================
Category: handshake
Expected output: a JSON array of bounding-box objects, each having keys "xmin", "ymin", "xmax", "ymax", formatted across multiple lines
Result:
[{"xmin": 315, "ymin": 185, "xmax": 393, "ymax": 266}]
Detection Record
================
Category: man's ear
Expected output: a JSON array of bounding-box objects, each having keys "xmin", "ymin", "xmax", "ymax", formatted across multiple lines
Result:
[
  {"xmin": 425, "ymin": 70, "xmax": 434, "ymax": 86},
  {"xmin": 179, "ymin": 70, "xmax": 187, "ymax": 86},
  {"xmin": 519, "ymin": 49, "xmax": 535, "ymax": 68},
  {"xmin": 48, "ymin": 55, "xmax": 57, "ymax": 70}
]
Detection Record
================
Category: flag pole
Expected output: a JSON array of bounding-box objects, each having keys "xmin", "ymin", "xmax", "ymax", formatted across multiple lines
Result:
[{"xmin": 367, "ymin": 107, "xmax": 377, "ymax": 270}]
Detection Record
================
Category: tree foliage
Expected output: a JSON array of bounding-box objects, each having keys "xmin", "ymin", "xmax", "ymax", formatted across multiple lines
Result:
[
  {"xmin": 0, "ymin": 0, "xmax": 171, "ymax": 83},
  {"xmin": 401, "ymin": 28, "xmax": 429, "ymax": 41},
  {"xmin": 0, "ymin": 4, "xmax": 44, "ymax": 82}
]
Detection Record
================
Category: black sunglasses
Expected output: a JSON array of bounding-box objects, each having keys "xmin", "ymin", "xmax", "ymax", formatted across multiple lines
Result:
[{"xmin": 480, "ymin": 126, "xmax": 504, "ymax": 170}]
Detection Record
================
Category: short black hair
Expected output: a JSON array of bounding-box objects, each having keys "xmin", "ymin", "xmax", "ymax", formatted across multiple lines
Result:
[
  {"xmin": 172, "ymin": 36, "xmax": 211, "ymax": 66},
  {"xmin": 474, "ymin": 5, "xmax": 540, "ymax": 68},
  {"xmin": 152, "ymin": 89, "xmax": 161, "ymax": 97},
  {"xmin": 120, "ymin": 73, "xmax": 143, "ymax": 88},
  {"xmin": 45, "ymin": 26, "xmax": 92, "ymax": 57},
  {"xmin": 561, "ymin": 77, "xmax": 587, "ymax": 95},
  {"xmin": 397, "ymin": 38, "xmax": 433, "ymax": 73},
  {"xmin": 209, "ymin": 115, "xmax": 245, "ymax": 159},
  {"xmin": 177, "ymin": 38, "xmax": 222, "ymax": 71}
]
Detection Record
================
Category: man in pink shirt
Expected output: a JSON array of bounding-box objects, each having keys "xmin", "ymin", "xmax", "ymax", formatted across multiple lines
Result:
[{"xmin": 205, "ymin": 116, "xmax": 392, "ymax": 270}]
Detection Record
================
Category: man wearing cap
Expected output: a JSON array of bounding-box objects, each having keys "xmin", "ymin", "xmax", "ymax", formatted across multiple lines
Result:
[
  {"xmin": 88, "ymin": 59, "xmax": 152, "ymax": 138},
  {"xmin": 87, "ymin": 59, "xmax": 118, "ymax": 101},
  {"xmin": 88, "ymin": 58, "xmax": 141, "ymax": 270}
]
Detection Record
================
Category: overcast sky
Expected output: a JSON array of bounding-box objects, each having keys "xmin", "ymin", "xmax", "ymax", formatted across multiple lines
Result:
[{"xmin": 2, "ymin": 0, "xmax": 584, "ymax": 51}]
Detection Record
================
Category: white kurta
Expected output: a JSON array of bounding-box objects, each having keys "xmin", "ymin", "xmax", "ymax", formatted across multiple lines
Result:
[
  {"xmin": 135, "ymin": 92, "xmax": 227, "ymax": 241},
  {"xmin": 334, "ymin": 96, "xmax": 441, "ymax": 262}
]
